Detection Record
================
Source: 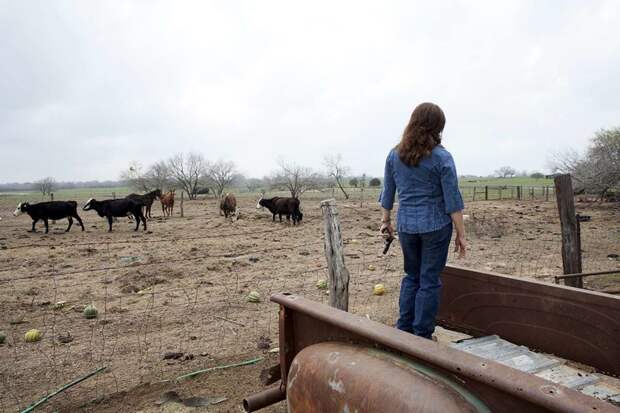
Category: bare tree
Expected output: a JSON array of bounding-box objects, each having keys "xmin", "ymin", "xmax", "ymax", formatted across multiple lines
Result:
[
  {"xmin": 145, "ymin": 161, "xmax": 171, "ymax": 191},
  {"xmin": 120, "ymin": 162, "xmax": 151, "ymax": 192},
  {"xmin": 245, "ymin": 177, "xmax": 263, "ymax": 193},
  {"xmin": 205, "ymin": 160, "xmax": 237, "ymax": 197},
  {"xmin": 121, "ymin": 161, "xmax": 171, "ymax": 193},
  {"xmin": 35, "ymin": 177, "xmax": 56, "ymax": 197},
  {"xmin": 324, "ymin": 154, "xmax": 350, "ymax": 199},
  {"xmin": 272, "ymin": 158, "xmax": 320, "ymax": 198},
  {"xmin": 550, "ymin": 127, "xmax": 620, "ymax": 198},
  {"xmin": 167, "ymin": 152, "xmax": 207, "ymax": 200},
  {"xmin": 494, "ymin": 166, "xmax": 517, "ymax": 178}
]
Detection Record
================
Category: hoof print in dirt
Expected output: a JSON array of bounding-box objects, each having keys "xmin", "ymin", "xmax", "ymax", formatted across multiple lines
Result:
[
  {"xmin": 120, "ymin": 285, "xmax": 140, "ymax": 294},
  {"xmin": 257, "ymin": 336, "xmax": 272, "ymax": 350},
  {"xmin": 57, "ymin": 333, "xmax": 73, "ymax": 344},
  {"xmin": 163, "ymin": 352, "xmax": 184, "ymax": 360},
  {"xmin": 156, "ymin": 391, "xmax": 227, "ymax": 407}
]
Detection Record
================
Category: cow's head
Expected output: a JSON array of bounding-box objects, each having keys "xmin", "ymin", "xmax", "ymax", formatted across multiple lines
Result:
[
  {"xmin": 154, "ymin": 189, "xmax": 162, "ymax": 198},
  {"xmin": 256, "ymin": 196, "xmax": 263, "ymax": 209},
  {"xmin": 13, "ymin": 202, "xmax": 28, "ymax": 216},
  {"xmin": 83, "ymin": 198, "xmax": 95, "ymax": 211},
  {"xmin": 297, "ymin": 211, "xmax": 303, "ymax": 222}
]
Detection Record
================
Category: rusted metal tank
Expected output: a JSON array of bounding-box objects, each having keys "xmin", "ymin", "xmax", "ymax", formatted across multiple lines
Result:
[{"xmin": 286, "ymin": 342, "xmax": 488, "ymax": 413}]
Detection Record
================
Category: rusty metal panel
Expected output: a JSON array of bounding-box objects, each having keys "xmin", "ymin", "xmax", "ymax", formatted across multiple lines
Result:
[
  {"xmin": 287, "ymin": 342, "xmax": 485, "ymax": 413},
  {"xmin": 437, "ymin": 265, "xmax": 620, "ymax": 377},
  {"xmin": 270, "ymin": 293, "xmax": 618, "ymax": 413}
]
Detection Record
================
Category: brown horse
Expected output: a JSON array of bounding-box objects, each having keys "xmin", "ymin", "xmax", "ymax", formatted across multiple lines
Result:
[{"xmin": 160, "ymin": 190, "xmax": 175, "ymax": 217}]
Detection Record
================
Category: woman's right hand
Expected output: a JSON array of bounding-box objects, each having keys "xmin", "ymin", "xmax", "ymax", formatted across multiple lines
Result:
[
  {"xmin": 380, "ymin": 222, "xmax": 394, "ymax": 240},
  {"xmin": 454, "ymin": 233, "xmax": 466, "ymax": 259}
]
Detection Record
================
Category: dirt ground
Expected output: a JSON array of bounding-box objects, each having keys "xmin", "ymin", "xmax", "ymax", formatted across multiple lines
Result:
[{"xmin": 0, "ymin": 195, "xmax": 618, "ymax": 412}]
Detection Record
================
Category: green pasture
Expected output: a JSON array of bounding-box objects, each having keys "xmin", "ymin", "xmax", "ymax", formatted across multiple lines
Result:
[
  {"xmin": 0, "ymin": 176, "xmax": 556, "ymax": 205},
  {"xmin": 460, "ymin": 177, "xmax": 554, "ymax": 186}
]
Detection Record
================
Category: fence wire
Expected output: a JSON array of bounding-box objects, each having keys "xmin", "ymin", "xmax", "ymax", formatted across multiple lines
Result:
[{"xmin": 0, "ymin": 196, "xmax": 617, "ymax": 412}]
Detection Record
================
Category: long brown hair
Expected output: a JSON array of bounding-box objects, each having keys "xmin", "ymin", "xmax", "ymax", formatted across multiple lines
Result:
[{"xmin": 397, "ymin": 102, "xmax": 445, "ymax": 166}]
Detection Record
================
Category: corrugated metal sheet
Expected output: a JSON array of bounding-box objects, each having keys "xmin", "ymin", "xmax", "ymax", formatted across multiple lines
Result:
[
  {"xmin": 451, "ymin": 335, "xmax": 561, "ymax": 373},
  {"xmin": 452, "ymin": 335, "xmax": 620, "ymax": 405},
  {"xmin": 535, "ymin": 365, "xmax": 599, "ymax": 389},
  {"xmin": 581, "ymin": 383, "xmax": 620, "ymax": 404}
]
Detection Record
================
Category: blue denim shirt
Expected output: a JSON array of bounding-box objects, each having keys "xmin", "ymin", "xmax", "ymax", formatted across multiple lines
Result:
[{"xmin": 380, "ymin": 145, "xmax": 464, "ymax": 234}]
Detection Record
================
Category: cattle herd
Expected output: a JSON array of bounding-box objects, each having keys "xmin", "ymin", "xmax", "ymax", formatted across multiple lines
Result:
[{"xmin": 10, "ymin": 190, "xmax": 303, "ymax": 233}]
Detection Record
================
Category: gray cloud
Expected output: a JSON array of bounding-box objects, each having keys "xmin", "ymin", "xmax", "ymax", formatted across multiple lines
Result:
[{"xmin": 1, "ymin": 0, "xmax": 619, "ymax": 182}]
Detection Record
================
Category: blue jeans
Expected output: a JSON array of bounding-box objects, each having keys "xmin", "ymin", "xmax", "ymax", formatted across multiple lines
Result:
[{"xmin": 396, "ymin": 223, "xmax": 453, "ymax": 339}]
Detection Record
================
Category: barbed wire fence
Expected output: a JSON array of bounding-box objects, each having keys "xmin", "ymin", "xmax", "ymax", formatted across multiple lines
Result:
[{"xmin": 0, "ymin": 194, "xmax": 617, "ymax": 412}]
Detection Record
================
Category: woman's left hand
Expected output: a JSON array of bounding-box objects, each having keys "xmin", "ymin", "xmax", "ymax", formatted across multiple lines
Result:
[{"xmin": 454, "ymin": 234, "xmax": 467, "ymax": 259}]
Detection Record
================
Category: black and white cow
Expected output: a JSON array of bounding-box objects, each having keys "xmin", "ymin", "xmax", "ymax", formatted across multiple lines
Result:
[
  {"xmin": 83, "ymin": 198, "xmax": 146, "ymax": 232},
  {"xmin": 13, "ymin": 201, "xmax": 85, "ymax": 233},
  {"xmin": 256, "ymin": 196, "xmax": 303, "ymax": 225}
]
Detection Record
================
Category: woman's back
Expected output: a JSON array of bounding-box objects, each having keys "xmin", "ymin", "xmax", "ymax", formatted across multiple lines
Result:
[{"xmin": 381, "ymin": 145, "xmax": 462, "ymax": 234}]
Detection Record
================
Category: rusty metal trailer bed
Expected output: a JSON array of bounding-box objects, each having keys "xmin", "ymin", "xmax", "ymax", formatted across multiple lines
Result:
[{"xmin": 244, "ymin": 265, "xmax": 620, "ymax": 412}]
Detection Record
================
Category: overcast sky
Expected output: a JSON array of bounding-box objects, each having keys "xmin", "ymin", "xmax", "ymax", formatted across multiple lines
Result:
[{"xmin": 1, "ymin": 1, "xmax": 619, "ymax": 183}]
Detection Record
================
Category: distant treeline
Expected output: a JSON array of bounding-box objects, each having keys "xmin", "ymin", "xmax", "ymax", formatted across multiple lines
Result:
[{"xmin": 0, "ymin": 180, "xmax": 124, "ymax": 192}]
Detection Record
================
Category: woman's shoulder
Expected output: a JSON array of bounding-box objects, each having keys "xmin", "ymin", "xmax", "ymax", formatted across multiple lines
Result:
[
  {"xmin": 431, "ymin": 145, "xmax": 454, "ymax": 161},
  {"xmin": 386, "ymin": 147, "xmax": 398, "ymax": 161}
]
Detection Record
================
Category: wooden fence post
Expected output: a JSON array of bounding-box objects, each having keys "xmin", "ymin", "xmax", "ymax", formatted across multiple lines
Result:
[
  {"xmin": 499, "ymin": 187, "xmax": 502, "ymax": 200},
  {"xmin": 320, "ymin": 199, "xmax": 350, "ymax": 311},
  {"xmin": 360, "ymin": 187, "xmax": 364, "ymax": 207},
  {"xmin": 545, "ymin": 186, "xmax": 550, "ymax": 202},
  {"xmin": 485, "ymin": 186, "xmax": 488, "ymax": 201},
  {"xmin": 472, "ymin": 186, "xmax": 476, "ymax": 201},
  {"xmin": 554, "ymin": 174, "xmax": 583, "ymax": 288},
  {"xmin": 180, "ymin": 192, "xmax": 184, "ymax": 217},
  {"xmin": 50, "ymin": 193, "xmax": 54, "ymax": 201}
]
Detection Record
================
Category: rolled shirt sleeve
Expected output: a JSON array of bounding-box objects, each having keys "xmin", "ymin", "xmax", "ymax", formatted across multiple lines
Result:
[
  {"xmin": 380, "ymin": 151, "xmax": 396, "ymax": 210},
  {"xmin": 440, "ymin": 153, "xmax": 464, "ymax": 214}
]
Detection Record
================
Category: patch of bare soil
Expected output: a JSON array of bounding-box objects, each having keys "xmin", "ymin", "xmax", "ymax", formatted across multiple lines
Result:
[{"xmin": 0, "ymin": 195, "xmax": 617, "ymax": 412}]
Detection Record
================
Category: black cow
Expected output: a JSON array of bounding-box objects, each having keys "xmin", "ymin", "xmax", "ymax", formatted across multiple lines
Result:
[
  {"xmin": 126, "ymin": 189, "xmax": 162, "ymax": 219},
  {"xmin": 256, "ymin": 196, "xmax": 303, "ymax": 225},
  {"xmin": 83, "ymin": 198, "xmax": 146, "ymax": 232},
  {"xmin": 13, "ymin": 201, "xmax": 85, "ymax": 233}
]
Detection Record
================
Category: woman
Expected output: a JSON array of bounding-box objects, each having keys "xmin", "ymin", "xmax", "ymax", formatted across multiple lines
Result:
[{"xmin": 380, "ymin": 102, "xmax": 466, "ymax": 340}]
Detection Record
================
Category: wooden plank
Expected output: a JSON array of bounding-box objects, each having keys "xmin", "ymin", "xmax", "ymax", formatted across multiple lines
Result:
[
  {"xmin": 180, "ymin": 191, "xmax": 184, "ymax": 217},
  {"xmin": 320, "ymin": 199, "xmax": 350, "ymax": 311},
  {"xmin": 485, "ymin": 185, "xmax": 488, "ymax": 200},
  {"xmin": 554, "ymin": 174, "xmax": 583, "ymax": 288}
]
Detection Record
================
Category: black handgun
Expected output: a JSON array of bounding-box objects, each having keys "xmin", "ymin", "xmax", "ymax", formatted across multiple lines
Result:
[{"xmin": 382, "ymin": 234, "xmax": 395, "ymax": 254}]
